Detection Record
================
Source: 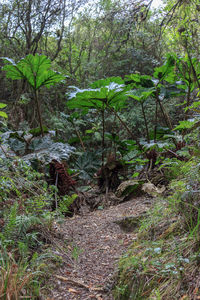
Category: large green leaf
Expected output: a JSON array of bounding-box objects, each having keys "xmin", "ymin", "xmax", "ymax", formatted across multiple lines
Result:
[
  {"xmin": 174, "ymin": 120, "xmax": 197, "ymax": 131},
  {"xmin": 90, "ymin": 76, "xmax": 124, "ymax": 88},
  {"xmin": 128, "ymin": 87, "xmax": 155, "ymax": 102},
  {"xmin": 67, "ymin": 78, "xmax": 128, "ymax": 111},
  {"xmin": 154, "ymin": 53, "xmax": 176, "ymax": 82},
  {"xmin": 125, "ymin": 74, "xmax": 154, "ymax": 88},
  {"xmin": 0, "ymin": 103, "xmax": 7, "ymax": 109},
  {"xmin": 2, "ymin": 54, "xmax": 65, "ymax": 90},
  {"xmin": 0, "ymin": 103, "xmax": 7, "ymax": 119},
  {"xmin": 0, "ymin": 111, "xmax": 8, "ymax": 118}
]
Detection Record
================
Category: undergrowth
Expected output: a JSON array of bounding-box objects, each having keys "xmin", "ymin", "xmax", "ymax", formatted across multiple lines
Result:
[
  {"xmin": 114, "ymin": 157, "xmax": 200, "ymax": 299},
  {"xmin": 0, "ymin": 157, "xmax": 74, "ymax": 299}
]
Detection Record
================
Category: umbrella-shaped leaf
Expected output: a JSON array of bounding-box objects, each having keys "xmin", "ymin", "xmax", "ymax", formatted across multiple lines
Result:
[
  {"xmin": 67, "ymin": 79, "xmax": 128, "ymax": 111},
  {"xmin": 90, "ymin": 76, "xmax": 124, "ymax": 88},
  {"xmin": 2, "ymin": 54, "xmax": 65, "ymax": 90},
  {"xmin": 125, "ymin": 74, "xmax": 154, "ymax": 88},
  {"xmin": 67, "ymin": 89, "xmax": 106, "ymax": 109},
  {"xmin": 2, "ymin": 62, "xmax": 24, "ymax": 80}
]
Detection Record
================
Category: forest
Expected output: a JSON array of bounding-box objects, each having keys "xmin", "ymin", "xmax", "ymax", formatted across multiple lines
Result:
[{"xmin": 0, "ymin": 0, "xmax": 200, "ymax": 299}]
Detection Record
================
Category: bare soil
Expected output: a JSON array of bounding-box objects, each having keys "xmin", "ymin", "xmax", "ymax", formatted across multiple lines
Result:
[{"xmin": 47, "ymin": 196, "xmax": 152, "ymax": 300}]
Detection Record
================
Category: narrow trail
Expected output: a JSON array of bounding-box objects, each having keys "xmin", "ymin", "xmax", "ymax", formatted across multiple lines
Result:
[{"xmin": 49, "ymin": 196, "xmax": 152, "ymax": 300}]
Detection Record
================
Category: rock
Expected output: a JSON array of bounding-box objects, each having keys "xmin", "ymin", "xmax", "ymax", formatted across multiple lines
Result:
[
  {"xmin": 141, "ymin": 182, "xmax": 165, "ymax": 197},
  {"xmin": 115, "ymin": 180, "xmax": 141, "ymax": 198}
]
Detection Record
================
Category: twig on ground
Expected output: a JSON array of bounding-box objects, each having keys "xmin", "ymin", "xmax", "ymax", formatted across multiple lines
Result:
[{"xmin": 55, "ymin": 275, "xmax": 104, "ymax": 292}]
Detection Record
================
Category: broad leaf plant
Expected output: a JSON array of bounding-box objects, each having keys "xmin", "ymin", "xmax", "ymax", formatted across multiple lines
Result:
[{"xmin": 1, "ymin": 54, "xmax": 65, "ymax": 136}]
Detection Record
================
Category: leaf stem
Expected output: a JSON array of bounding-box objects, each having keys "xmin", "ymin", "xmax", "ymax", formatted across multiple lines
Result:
[{"xmin": 34, "ymin": 89, "xmax": 44, "ymax": 137}]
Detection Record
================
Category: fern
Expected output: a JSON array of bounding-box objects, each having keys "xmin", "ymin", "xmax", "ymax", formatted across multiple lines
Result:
[
  {"xmin": 74, "ymin": 151, "xmax": 101, "ymax": 180},
  {"xmin": 4, "ymin": 211, "xmax": 42, "ymax": 245},
  {"xmin": 58, "ymin": 194, "xmax": 78, "ymax": 214},
  {"xmin": 4, "ymin": 203, "xmax": 18, "ymax": 239}
]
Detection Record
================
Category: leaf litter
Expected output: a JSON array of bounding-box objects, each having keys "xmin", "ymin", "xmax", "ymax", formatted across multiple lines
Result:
[{"xmin": 46, "ymin": 195, "xmax": 152, "ymax": 299}]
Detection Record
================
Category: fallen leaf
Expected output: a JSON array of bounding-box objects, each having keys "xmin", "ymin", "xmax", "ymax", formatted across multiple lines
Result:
[
  {"xmin": 123, "ymin": 239, "xmax": 130, "ymax": 246},
  {"xmin": 68, "ymin": 288, "xmax": 80, "ymax": 294},
  {"xmin": 65, "ymin": 271, "xmax": 71, "ymax": 275}
]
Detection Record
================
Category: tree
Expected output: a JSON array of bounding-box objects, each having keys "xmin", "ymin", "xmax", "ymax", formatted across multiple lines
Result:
[
  {"xmin": 56, "ymin": 0, "xmax": 163, "ymax": 85},
  {"xmin": 0, "ymin": 0, "xmax": 89, "ymax": 58}
]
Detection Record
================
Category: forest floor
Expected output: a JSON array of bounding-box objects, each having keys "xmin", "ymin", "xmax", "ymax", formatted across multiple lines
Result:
[{"xmin": 46, "ymin": 195, "xmax": 152, "ymax": 300}]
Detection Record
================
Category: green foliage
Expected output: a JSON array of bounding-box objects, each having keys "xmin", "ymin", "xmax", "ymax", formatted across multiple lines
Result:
[
  {"xmin": 58, "ymin": 194, "xmax": 78, "ymax": 214},
  {"xmin": 114, "ymin": 197, "xmax": 197, "ymax": 299},
  {"xmin": 154, "ymin": 53, "xmax": 176, "ymax": 82},
  {"xmin": 2, "ymin": 54, "xmax": 65, "ymax": 90},
  {"xmin": 3, "ymin": 206, "xmax": 42, "ymax": 248},
  {"xmin": 0, "ymin": 248, "xmax": 34, "ymax": 299},
  {"xmin": 174, "ymin": 119, "xmax": 197, "ymax": 131},
  {"xmin": 125, "ymin": 74, "xmax": 154, "ymax": 88},
  {"xmin": 0, "ymin": 131, "xmax": 74, "ymax": 164},
  {"xmin": 128, "ymin": 87, "xmax": 155, "ymax": 102},
  {"xmin": 0, "ymin": 156, "xmax": 65, "ymax": 297},
  {"xmin": 67, "ymin": 77, "xmax": 128, "ymax": 111},
  {"xmin": 166, "ymin": 158, "xmax": 200, "ymax": 238},
  {"xmin": 0, "ymin": 103, "xmax": 7, "ymax": 119},
  {"xmin": 73, "ymin": 151, "xmax": 101, "ymax": 180},
  {"xmin": 2, "ymin": 54, "xmax": 65, "ymax": 136}
]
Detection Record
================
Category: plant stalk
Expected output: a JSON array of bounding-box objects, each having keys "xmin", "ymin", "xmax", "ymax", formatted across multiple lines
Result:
[
  {"xmin": 34, "ymin": 90, "xmax": 44, "ymax": 137},
  {"xmin": 108, "ymin": 106, "xmax": 142, "ymax": 150},
  {"xmin": 154, "ymin": 98, "xmax": 158, "ymax": 142},
  {"xmin": 102, "ymin": 105, "xmax": 105, "ymax": 165},
  {"xmin": 141, "ymin": 101, "xmax": 150, "ymax": 143},
  {"xmin": 155, "ymin": 91, "xmax": 173, "ymax": 130}
]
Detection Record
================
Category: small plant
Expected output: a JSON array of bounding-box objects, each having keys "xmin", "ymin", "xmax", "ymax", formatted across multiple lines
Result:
[
  {"xmin": 0, "ymin": 248, "xmax": 34, "ymax": 299},
  {"xmin": 58, "ymin": 193, "xmax": 78, "ymax": 214}
]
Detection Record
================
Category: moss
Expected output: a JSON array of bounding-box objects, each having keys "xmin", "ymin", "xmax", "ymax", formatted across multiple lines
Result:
[{"xmin": 115, "ymin": 214, "xmax": 146, "ymax": 233}]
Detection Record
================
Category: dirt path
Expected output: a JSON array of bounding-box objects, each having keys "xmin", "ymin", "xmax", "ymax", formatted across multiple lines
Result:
[{"xmin": 48, "ymin": 196, "xmax": 152, "ymax": 300}]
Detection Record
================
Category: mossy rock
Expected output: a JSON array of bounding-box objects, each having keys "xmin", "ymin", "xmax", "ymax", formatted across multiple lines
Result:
[
  {"xmin": 114, "ymin": 214, "xmax": 146, "ymax": 233},
  {"xmin": 115, "ymin": 180, "xmax": 144, "ymax": 199}
]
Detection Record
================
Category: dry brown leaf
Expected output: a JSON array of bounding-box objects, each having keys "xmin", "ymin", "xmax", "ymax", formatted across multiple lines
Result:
[
  {"xmin": 68, "ymin": 288, "xmax": 80, "ymax": 294},
  {"xmin": 65, "ymin": 271, "xmax": 72, "ymax": 275},
  {"xmin": 123, "ymin": 239, "xmax": 130, "ymax": 246}
]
